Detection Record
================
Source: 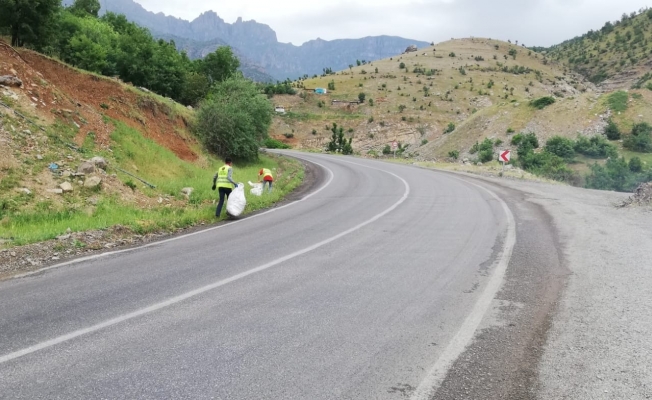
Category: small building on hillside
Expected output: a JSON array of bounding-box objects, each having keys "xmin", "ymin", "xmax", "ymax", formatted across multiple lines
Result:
[
  {"xmin": 314, "ymin": 88, "xmax": 328, "ymax": 94},
  {"xmin": 274, "ymin": 106, "xmax": 286, "ymax": 114}
]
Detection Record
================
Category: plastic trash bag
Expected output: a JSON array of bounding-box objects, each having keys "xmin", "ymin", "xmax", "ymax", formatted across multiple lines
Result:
[
  {"xmin": 226, "ymin": 183, "xmax": 246, "ymax": 217},
  {"xmin": 248, "ymin": 181, "xmax": 263, "ymax": 197}
]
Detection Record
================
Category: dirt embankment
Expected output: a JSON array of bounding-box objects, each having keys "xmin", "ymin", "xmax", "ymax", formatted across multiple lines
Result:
[{"xmin": 0, "ymin": 43, "xmax": 197, "ymax": 161}]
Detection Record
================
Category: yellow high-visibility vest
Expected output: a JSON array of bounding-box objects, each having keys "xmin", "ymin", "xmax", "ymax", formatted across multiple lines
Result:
[
  {"xmin": 216, "ymin": 165, "xmax": 234, "ymax": 189},
  {"xmin": 261, "ymin": 168, "xmax": 273, "ymax": 180}
]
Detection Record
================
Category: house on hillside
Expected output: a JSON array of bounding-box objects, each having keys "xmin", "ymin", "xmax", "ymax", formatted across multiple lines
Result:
[
  {"xmin": 314, "ymin": 88, "xmax": 328, "ymax": 94},
  {"xmin": 274, "ymin": 106, "xmax": 286, "ymax": 114}
]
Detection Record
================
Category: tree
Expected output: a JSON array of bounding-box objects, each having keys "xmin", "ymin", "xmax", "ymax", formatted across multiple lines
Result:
[
  {"xmin": 198, "ymin": 46, "xmax": 240, "ymax": 84},
  {"xmin": 358, "ymin": 92, "xmax": 366, "ymax": 103},
  {"xmin": 69, "ymin": 0, "xmax": 101, "ymax": 17},
  {"xmin": 604, "ymin": 118, "xmax": 621, "ymax": 140},
  {"xmin": 544, "ymin": 136, "xmax": 576, "ymax": 161},
  {"xmin": 0, "ymin": 0, "xmax": 61, "ymax": 47},
  {"xmin": 624, "ymin": 122, "xmax": 652, "ymax": 152},
  {"xmin": 194, "ymin": 77, "xmax": 273, "ymax": 161}
]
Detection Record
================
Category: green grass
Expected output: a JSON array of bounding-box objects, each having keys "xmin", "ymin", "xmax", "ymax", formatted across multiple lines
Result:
[
  {"xmin": 607, "ymin": 91, "xmax": 629, "ymax": 112},
  {"xmin": 0, "ymin": 120, "xmax": 305, "ymax": 246}
]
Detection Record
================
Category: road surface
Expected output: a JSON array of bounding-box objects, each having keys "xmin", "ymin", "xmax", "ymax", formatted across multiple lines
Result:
[{"xmin": 0, "ymin": 153, "xmax": 561, "ymax": 399}]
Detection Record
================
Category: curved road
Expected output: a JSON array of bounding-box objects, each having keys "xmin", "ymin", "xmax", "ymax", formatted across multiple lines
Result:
[{"xmin": 0, "ymin": 153, "xmax": 548, "ymax": 399}]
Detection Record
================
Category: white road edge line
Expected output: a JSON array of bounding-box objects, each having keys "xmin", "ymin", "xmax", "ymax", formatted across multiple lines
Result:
[
  {"xmin": 13, "ymin": 160, "xmax": 336, "ymax": 280},
  {"xmin": 0, "ymin": 162, "xmax": 410, "ymax": 364},
  {"xmin": 409, "ymin": 178, "xmax": 517, "ymax": 400}
]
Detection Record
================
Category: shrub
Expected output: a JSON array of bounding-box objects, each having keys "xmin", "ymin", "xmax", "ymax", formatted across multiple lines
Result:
[
  {"xmin": 399, "ymin": 62, "xmax": 405, "ymax": 69},
  {"xmin": 328, "ymin": 81, "xmax": 335, "ymax": 90},
  {"xmin": 544, "ymin": 136, "xmax": 576, "ymax": 160},
  {"xmin": 530, "ymin": 96, "xmax": 556, "ymax": 109},
  {"xmin": 283, "ymin": 133, "xmax": 294, "ymax": 139},
  {"xmin": 604, "ymin": 118, "xmax": 621, "ymax": 140},
  {"xmin": 585, "ymin": 157, "xmax": 652, "ymax": 192},
  {"xmin": 264, "ymin": 138, "xmax": 291, "ymax": 149},
  {"xmin": 494, "ymin": 139, "xmax": 503, "ymax": 147},
  {"xmin": 448, "ymin": 150, "xmax": 460, "ymax": 160},
  {"xmin": 629, "ymin": 156, "xmax": 643, "ymax": 172},
  {"xmin": 358, "ymin": 93, "xmax": 366, "ymax": 103},
  {"xmin": 512, "ymin": 132, "xmax": 538, "ymax": 149},
  {"xmin": 382, "ymin": 145, "xmax": 391, "ymax": 155},
  {"xmin": 449, "ymin": 52, "xmax": 456, "ymax": 57},
  {"xmin": 574, "ymin": 135, "xmax": 617, "ymax": 158},
  {"xmin": 479, "ymin": 149, "xmax": 494, "ymax": 163},
  {"xmin": 368, "ymin": 99, "xmax": 374, "ymax": 106},
  {"xmin": 368, "ymin": 116, "xmax": 374, "ymax": 123},
  {"xmin": 312, "ymin": 129, "xmax": 317, "ymax": 135},
  {"xmin": 623, "ymin": 122, "xmax": 652, "ymax": 152},
  {"xmin": 444, "ymin": 122, "xmax": 456, "ymax": 134},
  {"xmin": 506, "ymin": 127, "xmax": 514, "ymax": 133},
  {"xmin": 421, "ymin": 139, "xmax": 428, "ymax": 146}
]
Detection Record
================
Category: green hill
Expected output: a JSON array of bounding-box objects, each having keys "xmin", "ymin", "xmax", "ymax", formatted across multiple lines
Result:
[{"xmin": 543, "ymin": 9, "xmax": 652, "ymax": 89}]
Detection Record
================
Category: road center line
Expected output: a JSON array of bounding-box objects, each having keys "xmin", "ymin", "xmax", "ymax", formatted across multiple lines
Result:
[
  {"xmin": 0, "ymin": 162, "xmax": 410, "ymax": 364},
  {"xmin": 409, "ymin": 178, "xmax": 517, "ymax": 400}
]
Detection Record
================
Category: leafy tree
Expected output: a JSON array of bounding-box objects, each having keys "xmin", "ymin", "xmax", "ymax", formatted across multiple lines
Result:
[
  {"xmin": 382, "ymin": 145, "xmax": 391, "ymax": 155},
  {"xmin": 194, "ymin": 77, "xmax": 273, "ymax": 161},
  {"xmin": 629, "ymin": 156, "xmax": 643, "ymax": 172},
  {"xmin": 0, "ymin": 0, "xmax": 61, "ymax": 47},
  {"xmin": 399, "ymin": 62, "xmax": 405, "ymax": 69},
  {"xmin": 327, "ymin": 80, "xmax": 335, "ymax": 91},
  {"xmin": 179, "ymin": 72, "xmax": 210, "ymax": 106},
  {"xmin": 198, "ymin": 46, "xmax": 240, "ymax": 83},
  {"xmin": 604, "ymin": 118, "xmax": 621, "ymax": 140},
  {"xmin": 509, "ymin": 48, "xmax": 518, "ymax": 59},
  {"xmin": 544, "ymin": 136, "xmax": 576, "ymax": 160},
  {"xmin": 69, "ymin": 0, "xmax": 101, "ymax": 17},
  {"xmin": 574, "ymin": 135, "xmax": 618, "ymax": 158},
  {"xmin": 358, "ymin": 92, "xmax": 366, "ymax": 103},
  {"xmin": 624, "ymin": 122, "xmax": 652, "ymax": 152}
]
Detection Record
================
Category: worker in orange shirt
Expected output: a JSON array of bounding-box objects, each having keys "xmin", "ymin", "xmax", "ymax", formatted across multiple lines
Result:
[{"xmin": 258, "ymin": 167, "xmax": 274, "ymax": 193}]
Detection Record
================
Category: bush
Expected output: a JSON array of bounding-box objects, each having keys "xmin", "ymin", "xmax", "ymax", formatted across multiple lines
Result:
[
  {"xmin": 399, "ymin": 62, "xmax": 405, "ymax": 69},
  {"xmin": 623, "ymin": 122, "xmax": 652, "ymax": 152},
  {"xmin": 530, "ymin": 96, "xmax": 556, "ymax": 109},
  {"xmin": 368, "ymin": 99, "xmax": 374, "ymax": 106},
  {"xmin": 444, "ymin": 122, "xmax": 456, "ymax": 134},
  {"xmin": 358, "ymin": 93, "xmax": 366, "ymax": 103},
  {"xmin": 368, "ymin": 116, "xmax": 374, "ymax": 123},
  {"xmin": 585, "ymin": 157, "xmax": 652, "ymax": 192},
  {"xmin": 574, "ymin": 135, "xmax": 618, "ymax": 158},
  {"xmin": 604, "ymin": 118, "xmax": 621, "ymax": 140},
  {"xmin": 448, "ymin": 150, "xmax": 460, "ymax": 160},
  {"xmin": 421, "ymin": 139, "xmax": 428, "ymax": 146},
  {"xmin": 629, "ymin": 157, "xmax": 643, "ymax": 172},
  {"xmin": 263, "ymin": 138, "xmax": 291, "ymax": 149},
  {"xmin": 194, "ymin": 77, "xmax": 272, "ymax": 161},
  {"xmin": 544, "ymin": 136, "xmax": 576, "ymax": 160},
  {"xmin": 283, "ymin": 133, "xmax": 294, "ymax": 139},
  {"xmin": 478, "ymin": 149, "xmax": 494, "ymax": 163},
  {"xmin": 382, "ymin": 145, "xmax": 391, "ymax": 155},
  {"xmin": 513, "ymin": 132, "xmax": 538, "ymax": 150}
]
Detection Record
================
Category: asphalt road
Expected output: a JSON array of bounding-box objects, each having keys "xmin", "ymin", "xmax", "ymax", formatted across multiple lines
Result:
[{"xmin": 0, "ymin": 153, "xmax": 534, "ymax": 399}]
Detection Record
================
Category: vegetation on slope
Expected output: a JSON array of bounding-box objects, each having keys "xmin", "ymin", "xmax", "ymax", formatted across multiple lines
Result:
[{"xmin": 541, "ymin": 8, "xmax": 652, "ymax": 85}]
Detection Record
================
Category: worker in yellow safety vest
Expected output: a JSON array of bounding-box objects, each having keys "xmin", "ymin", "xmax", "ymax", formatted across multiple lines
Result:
[
  {"xmin": 258, "ymin": 168, "xmax": 274, "ymax": 193},
  {"xmin": 212, "ymin": 158, "xmax": 237, "ymax": 217}
]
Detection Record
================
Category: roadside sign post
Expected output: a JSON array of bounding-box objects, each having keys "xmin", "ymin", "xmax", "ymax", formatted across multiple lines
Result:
[
  {"xmin": 500, "ymin": 150, "xmax": 511, "ymax": 171},
  {"xmin": 392, "ymin": 141, "xmax": 398, "ymax": 158}
]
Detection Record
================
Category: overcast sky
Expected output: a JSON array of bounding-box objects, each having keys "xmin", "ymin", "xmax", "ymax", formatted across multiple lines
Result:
[{"xmin": 134, "ymin": 0, "xmax": 650, "ymax": 46}]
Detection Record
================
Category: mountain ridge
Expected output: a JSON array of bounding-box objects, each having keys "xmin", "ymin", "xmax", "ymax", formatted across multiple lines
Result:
[{"xmin": 64, "ymin": 0, "xmax": 429, "ymax": 80}]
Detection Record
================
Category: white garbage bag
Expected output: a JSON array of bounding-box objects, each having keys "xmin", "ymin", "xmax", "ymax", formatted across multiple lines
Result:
[
  {"xmin": 226, "ymin": 183, "xmax": 246, "ymax": 217},
  {"xmin": 248, "ymin": 181, "xmax": 263, "ymax": 197}
]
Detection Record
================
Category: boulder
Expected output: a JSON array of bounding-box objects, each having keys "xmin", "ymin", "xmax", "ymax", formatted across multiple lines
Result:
[
  {"xmin": 404, "ymin": 45, "xmax": 418, "ymax": 53},
  {"xmin": 77, "ymin": 162, "xmax": 95, "ymax": 174},
  {"xmin": 90, "ymin": 156, "xmax": 108, "ymax": 170},
  {"xmin": 59, "ymin": 182, "xmax": 73, "ymax": 192},
  {"xmin": 47, "ymin": 188, "xmax": 64, "ymax": 194},
  {"xmin": 84, "ymin": 176, "xmax": 102, "ymax": 188},
  {"xmin": 0, "ymin": 75, "xmax": 22, "ymax": 87}
]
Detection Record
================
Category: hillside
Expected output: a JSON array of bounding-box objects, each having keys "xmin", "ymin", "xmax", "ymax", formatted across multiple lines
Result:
[
  {"xmin": 0, "ymin": 42, "xmax": 303, "ymax": 253},
  {"xmin": 65, "ymin": 0, "xmax": 430, "ymax": 80},
  {"xmin": 543, "ymin": 9, "xmax": 652, "ymax": 90},
  {"xmin": 268, "ymin": 37, "xmax": 652, "ymax": 182}
]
